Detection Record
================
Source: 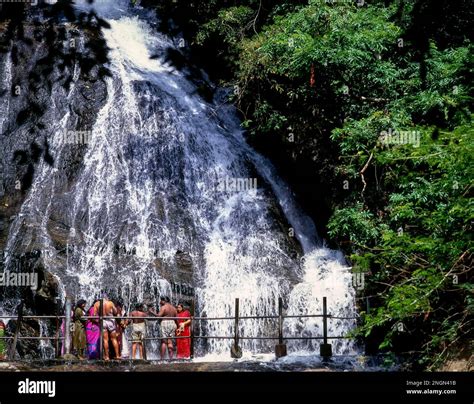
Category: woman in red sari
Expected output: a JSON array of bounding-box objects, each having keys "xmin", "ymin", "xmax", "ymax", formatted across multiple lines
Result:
[{"xmin": 176, "ymin": 303, "xmax": 192, "ymax": 359}]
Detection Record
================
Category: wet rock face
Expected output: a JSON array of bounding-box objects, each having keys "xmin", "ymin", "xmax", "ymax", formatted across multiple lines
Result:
[
  {"xmin": 0, "ymin": 10, "xmax": 212, "ymax": 317},
  {"xmin": 0, "ymin": 20, "xmax": 82, "ymax": 348},
  {"xmin": 0, "ymin": 9, "xmax": 108, "ymax": 319},
  {"xmin": 16, "ymin": 320, "xmax": 42, "ymax": 360},
  {"xmin": 3, "ymin": 317, "xmax": 42, "ymax": 360},
  {"xmin": 174, "ymin": 250, "xmax": 193, "ymax": 279},
  {"xmin": 0, "ymin": 5, "xmax": 313, "ymax": 362},
  {"xmin": 0, "ymin": 250, "xmax": 56, "ymax": 315},
  {"xmin": 35, "ymin": 271, "xmax": 60, "ymax": 314}
]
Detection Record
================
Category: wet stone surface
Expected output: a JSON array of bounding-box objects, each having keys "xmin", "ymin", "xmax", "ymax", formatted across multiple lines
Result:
[
  {"xmin": 0, "ymin": 355, "xmax": 384, "ymax": 372},
  {"xmin": 0, "ymin": 359, "xmax": 331, "ymax": 372}
]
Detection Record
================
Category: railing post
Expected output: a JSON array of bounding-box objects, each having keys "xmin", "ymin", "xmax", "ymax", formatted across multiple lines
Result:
[
  {"xmin": 190, "ymin": 298, "xmax": 195, "ymax": 359},
  {"xmin": 99, "ymin": 299, "xmax": 104, "ymax": 360},
  {"xmin": 54, "ymin": 298, "xmax": 60, "ymax": 358},
  {"xmin": 275, "ymin": 297, "xmax": 287, "ymax": 358},
  {"xmin": 323, "ymin": 297, "xmax": 328, "ymax": 345},
  {"xmin": 64, "ymin": 297, "xmax": 72, "ymax": 356},
  {"xmin": 9, "ymin": 301, "xmax": 23, "ymax": 360},
  {"xmin": 320, "ymin": 296, "xmax": 332, "ymax": 360},
  {"xmin": 143, "ymin": 321, "xmax": 147, "ymax": 360},
  {"xmin": 230, "ymin": 298, "xmax": 242, "ymax": 358}
]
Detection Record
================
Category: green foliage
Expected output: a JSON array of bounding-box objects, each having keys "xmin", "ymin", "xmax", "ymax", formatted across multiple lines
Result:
[
  {"xmin": 235, "ymin": 1, "xmax": 473, "ymax": 369},
  {"xmin": 328, "ymin": 204, "xmax": 380, "ymax": 246},
  {"xmin": 142, "ymin": 0, "xmax": 473, "ymax": 369},
  {"xmin": 196, "ymin": 6, "xmax": 255, "ymax": 46},
  {"xmin": 237, "ymin": 3, "xmax": 402, "ymax": 135},
  {"xmin": 342, "ymin": 124, "xmax": 473, "ymax": 367}
]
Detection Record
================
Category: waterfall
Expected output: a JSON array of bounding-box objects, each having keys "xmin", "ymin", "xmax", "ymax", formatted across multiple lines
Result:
[
  {"xmin": 1, "ymin": 2, "xmax": 358, "ymax": 360},
  {"xmin": 0, "ymin": 53, "xmax": 11, "ymax": 136}
]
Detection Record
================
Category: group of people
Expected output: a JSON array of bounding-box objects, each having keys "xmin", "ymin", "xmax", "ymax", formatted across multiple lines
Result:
[{"xmin": 71, "ymin": 296, "xmax": 192, "ymax": 361}]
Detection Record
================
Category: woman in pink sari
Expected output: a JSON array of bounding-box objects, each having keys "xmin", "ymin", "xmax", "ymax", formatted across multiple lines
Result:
[
  {"xmin": 176, "ymin": 303, "xmax": 192, "ymax": 359},
  {"xmin": 86, "ymin": 301, "xmax": 100, "ymax": 359}
]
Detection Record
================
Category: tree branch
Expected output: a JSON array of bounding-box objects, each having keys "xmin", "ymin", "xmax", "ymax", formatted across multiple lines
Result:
[{"xmin": 360, "ymin": 152, "xmax": 374, "ymax": 194}]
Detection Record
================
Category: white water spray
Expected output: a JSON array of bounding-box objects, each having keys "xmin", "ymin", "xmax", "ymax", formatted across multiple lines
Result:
[{"xmin": 1, "ymin": 3, "xmax": 358, "ymax": 360}]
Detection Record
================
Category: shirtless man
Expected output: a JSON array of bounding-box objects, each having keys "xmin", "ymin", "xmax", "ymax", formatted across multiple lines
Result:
[
  {"xmin": 93, "ymin": 298, "xmax": 121, "ymax": 360},
  {"xmin": 114, "ymin": 300, "xmax": 126, "ymax": 359},
  {"xmin": 130, "ymin": 304, "xmax": 147, "ymax": 360},
  {"xmin": 149, "ymin": 296, "xmax": 178, "ymax": 360}
]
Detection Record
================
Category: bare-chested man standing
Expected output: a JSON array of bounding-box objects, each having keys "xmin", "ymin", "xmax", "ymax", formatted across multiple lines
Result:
[
  {"xmin": 93, "ymin": 298, "xmax": 121, "ymax": 360},
  {"xmin": 130, "ymin": 304, "xmax": 147, "ymax": 360},
  {"xmin": 149, "ymin": 296, "xmax": 178, "ymax": 360}
]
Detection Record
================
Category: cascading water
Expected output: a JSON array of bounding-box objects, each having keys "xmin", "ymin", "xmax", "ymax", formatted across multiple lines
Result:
[
  {"xmin": 0, "ymin": 53, "xmax": 11, "ymax": 136},
  {"xmin": 1, "ymin": 1, "xmax": 358, "ymax": 360}
]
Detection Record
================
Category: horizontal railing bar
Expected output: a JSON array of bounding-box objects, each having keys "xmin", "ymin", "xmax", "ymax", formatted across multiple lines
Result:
[
  {"xmin": 192, "ymin": 336, "xmax": 350, "ymax": 340},
  {"xmin": 283, "ymin": 336, "xmax": 352, "ymax": 340},
  {"xmin": 0, "ymin": 335, "xmax": 351, "ymax": 341},
  {"xmin": 0, "ymin": 314, "xmax": 359, "ymax": 322},
  {"xmin": 193, "ymin": 336, "xmax": 351, "ymax": 340},
  {"xmin": 131, "ymin": 336, "xmax": 192, "ymax": 341},
  {"xmin": 140, "ymin": 336, "xmax": 351, "ymax": 340},
  {"xmin": 0, "ymin": 336, "xmax": 65, "ymax": 340},
  {"xmin": 0, "ymin": 354, "xmax": 363, "ymax": 363},
  {"xmin": 0, "ymin": 315, "xmax": 357, "ymax": 321},
  {"xmin": 281, "ymin": 315, "xmax": 324, "ymax": 319},
  {"xmin": 0, "ymin": 316, "xmax": 66, "ymax": 319},
  {"xmin": 18, "ymin": 336, "xmax": 64, "ymax": 340},
  {"xmin": 0, "ymin": 316, "xmax": 190, "ymax": 321}
]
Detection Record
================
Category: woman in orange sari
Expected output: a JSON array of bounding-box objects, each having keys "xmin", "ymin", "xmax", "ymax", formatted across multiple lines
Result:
[{"xmin": 176, "ymin": 303, "xmax": 192, "ymax": 359}]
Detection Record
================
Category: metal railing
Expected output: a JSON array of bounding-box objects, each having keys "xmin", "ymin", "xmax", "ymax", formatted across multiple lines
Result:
[{"xmin": 0, "ymin": 297, "xmax": 358, "ymax": 361}]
